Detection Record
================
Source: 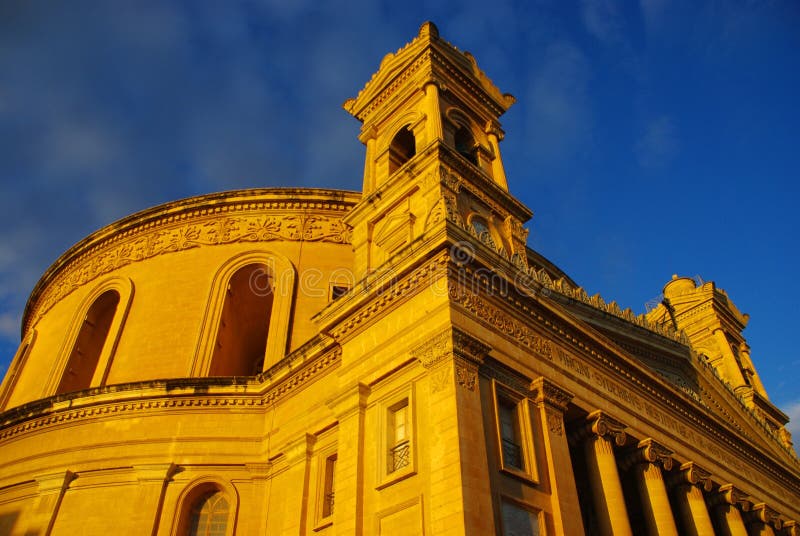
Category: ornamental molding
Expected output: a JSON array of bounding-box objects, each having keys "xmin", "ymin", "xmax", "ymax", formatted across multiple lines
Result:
[
  {"xmin": 329, "ymin": 251, "xmax": 450, "ymax": 340},
  {"xmin": 449, "ymin": 277, "xmax": 800, "ymax": 491},
  {"xmin": 0, "ymin": 347, "xmax": 340, "ymax": 443},
  {"xmin": 411, "ymin": 327, "xmax": 490, "ymax": 370},
  {"xmin": 531, "ymin": 378, "xmax": 573, "ymax": 412},
  {"xmin": 26, "ymin": 204, "xmax": 354, "ymax": 332}
]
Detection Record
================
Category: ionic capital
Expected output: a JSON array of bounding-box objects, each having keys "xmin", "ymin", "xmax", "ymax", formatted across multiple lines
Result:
[
  {"xmin": 708, "ymin": 483, "xmax": 751, "ymax": 511},
  {"xmin": 484, "ymin": 120, "xmax": 505, "ymax": 141},
  {"xmin": 570, "ymin": 410, "xmax": 627, "ymax": 447},
  {"xmin": 668, "ymin": 461, "xmax": 713, "ymax": 492},
  {"xmin": 620, "ymin": 438, "xmax": 674, "ymax": 472},
  {"xmin": 745, "ymin": 503, "xmax": 782, "ymax": 530},
  {"xmin": 531, "ymin": 378, "xmax": 573, "ymax": 412}
]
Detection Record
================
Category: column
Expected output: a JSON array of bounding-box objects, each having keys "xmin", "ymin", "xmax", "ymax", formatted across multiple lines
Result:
[
  {"xmin": 708, "ymin": 483, "xmax": 750, "ymax": 536},
  {"xmin": 327, "ymin": 383, "xmax": 369, "ymax": 536},
  {"xmin": 620, "ymin": 438, "xmax": 678, "ymax": 536},
  {"xmin": 531, "ymin": 378, "xmax": 585, "ymax": 535},
  {"xmin": 423, "ymin": 80, "xmax": 443, "ymax": 143},
  {"xmin": 668, "ymin": 462, "xmax": 715, "ymax": 536},
  {"xmin": 413, "ymin": 327, "xmax": 494, "ymax": 536},
  {"xmin": 782, "ymin": 520, "xmax": 798, "ymax": 536},
  {"xmin": 131, "ymin": 463, "xmax": 177, "ymax": 536},
  {"xmin": 572, "ymin": 410, "xmax": 632, "ymax": 536},
  {"xmin": 32, "ymin": 470, "xmax": 75, "ymax": 536},
  {"xmin": 745, "ymin": 503, "xmax": 782, "ymax": 536},
  {"xmin": 484, "ymin": 121, "xmax": 509, "ymax": 191}
]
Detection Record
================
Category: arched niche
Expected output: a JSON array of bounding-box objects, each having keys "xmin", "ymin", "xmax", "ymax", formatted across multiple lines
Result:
[
  {"xmin": 192, "ymin": 251, "xmax": 296, "ymax": 376},
  {"xmin": 46, "ymin": 276, "xmax": 134, "ymax": 397}
]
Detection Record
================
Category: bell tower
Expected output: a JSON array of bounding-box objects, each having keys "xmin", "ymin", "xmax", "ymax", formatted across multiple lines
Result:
[{"xmin": 343, "ymin": 22, "xmax": 532, "ymax": 279}]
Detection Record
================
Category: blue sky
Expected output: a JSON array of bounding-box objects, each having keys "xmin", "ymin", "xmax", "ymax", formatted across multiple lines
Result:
[{"xmin": 1, "ymin": 1, "xmax": 798, "ymax": 434}]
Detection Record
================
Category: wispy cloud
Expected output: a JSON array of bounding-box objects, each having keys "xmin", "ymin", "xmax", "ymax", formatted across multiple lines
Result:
[
  {"xmin": 523, "ymin": 41, "xmax": 592, "ymax": 164},
  {"xmin": 785, "ymin": 400, "xmax": 800, "ymax": 454},
  {"xmin": 636, "ymin": 115, "xmax": 679, "ymax": 169},
  {"xmin": 582, "ymin": 0, "xmax": 624, "ymax": 45}
]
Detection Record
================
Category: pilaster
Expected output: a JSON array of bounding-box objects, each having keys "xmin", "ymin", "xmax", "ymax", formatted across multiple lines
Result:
[
  {"xmin": 131, "ymin": 463, "xmax": 177, "ymax": 536},
  {"xmin": 530, "ymin": 378, "xmax": 584, "ymax": 535},
  {"xmin": 32, "ymin": 470, "xmax": 75, "ymax": 536},
  {"xmin": 327, "ymin": 383, "xmax": 370, "ymax": 536},
  {"xmin": 280, "ymin": 434, "xmax": 316, "ymax": 535},
  {"xmin": 413, "ymin": 327, "xmax": 493, "ymax": 536}
]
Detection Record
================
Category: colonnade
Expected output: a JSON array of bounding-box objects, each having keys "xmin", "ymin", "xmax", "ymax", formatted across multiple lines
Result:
[{"xmin": 568, "ymin": 410, "xmax": 794, "ymax": 536}]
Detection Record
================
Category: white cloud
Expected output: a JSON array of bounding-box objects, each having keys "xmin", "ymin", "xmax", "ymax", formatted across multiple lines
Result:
[
  {"xmin": 636, "ymin": 115, "xmax": 679, "ymax": 169},
  {"xmin": 785, "ymin": 400, "xmax": 800, "ymax": 449}
]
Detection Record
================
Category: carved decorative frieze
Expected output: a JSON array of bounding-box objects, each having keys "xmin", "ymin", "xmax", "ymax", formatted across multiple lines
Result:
[
  {"xmin": 454, "ymin": 359, "xmax": 478, "ymax": 392},
  {"xmin": 28, "ymin": 208, "xmax": 353, "ymax": 329},
  {"xmin": 448, "ymin": 284, "xmax": 553, "ymax": 360}
]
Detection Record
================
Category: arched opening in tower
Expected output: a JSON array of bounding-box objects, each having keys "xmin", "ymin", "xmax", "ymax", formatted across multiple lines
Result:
[{"xmin": 388, "ymin": 126, "xmax": 416, "ymax": 174}]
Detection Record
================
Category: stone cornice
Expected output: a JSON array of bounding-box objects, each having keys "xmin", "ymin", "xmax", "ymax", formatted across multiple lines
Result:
[
  {"xmin": 0, "ymin": 344, "xmax": 341, "ymax": 443},
  {"xmin": 447, "ymin": 274, "xmax": 800, "ymax": 501},
  {"xmin": 24, "ymin": 188, "xmax": 360, "ymax": 335}
]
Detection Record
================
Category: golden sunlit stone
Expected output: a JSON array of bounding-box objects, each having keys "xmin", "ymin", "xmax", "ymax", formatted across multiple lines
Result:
[{"xmin": 0, "ymin": 22, "xmax": 797, "ymax": 535}]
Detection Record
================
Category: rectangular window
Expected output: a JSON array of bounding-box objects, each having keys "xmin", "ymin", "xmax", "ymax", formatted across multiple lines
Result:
[
  {"xmin": 498, "ymin": 397, "xmax": 523, "ymax": 470},
  {"xmin": 377, "ymin": 388, "xmax": 416, "ymax": 489},
  {"xmin": 322, "ymin": 454, "xmax": 337, "ymax": 518},
  {"xmin": 493, "ymin": 382, "xmax": 538, "ymax": 483},
  {"xmin": 501, "ymin": 499, "xmax": 541, "ymax": 536},
  {"xmin": 388, "ymin": 399, "xmax": 410, "ymax": 473}
]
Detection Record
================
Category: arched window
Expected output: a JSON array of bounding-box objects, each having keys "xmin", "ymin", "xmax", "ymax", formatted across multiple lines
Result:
[
  {"xmin": 56, "ymin": 290, "xmax": 120, "ymax": 395},
  {"xmin": 209, "ymin": 263, "xmax": 273, "ymax": 376},
  {"xmin": 454, "ymin": 126, "xmax": 477, "ymax": 165},
  {"xmin": 388, "ymin": 126, "xmax": 416, "ymax": 174},
  {"xmin": 188, "ymin": 490, "xmax": 230, "ymax": 536}
]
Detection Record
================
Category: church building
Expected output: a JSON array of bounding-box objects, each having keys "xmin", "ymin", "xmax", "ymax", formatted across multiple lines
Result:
[{"xmin": 0, "ymin": 22, "xmax": 798, "ymax": 536}]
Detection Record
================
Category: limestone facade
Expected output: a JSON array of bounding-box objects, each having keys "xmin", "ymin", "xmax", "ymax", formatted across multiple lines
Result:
[{"xmin": 0, "ymin": 22, "xmax": 798, "ymax": 536}]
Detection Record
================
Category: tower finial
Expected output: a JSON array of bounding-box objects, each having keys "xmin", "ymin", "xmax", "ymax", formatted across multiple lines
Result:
[{"xmin": 419, "ymin": 21, "xmax": 439, "ymax": 39}]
